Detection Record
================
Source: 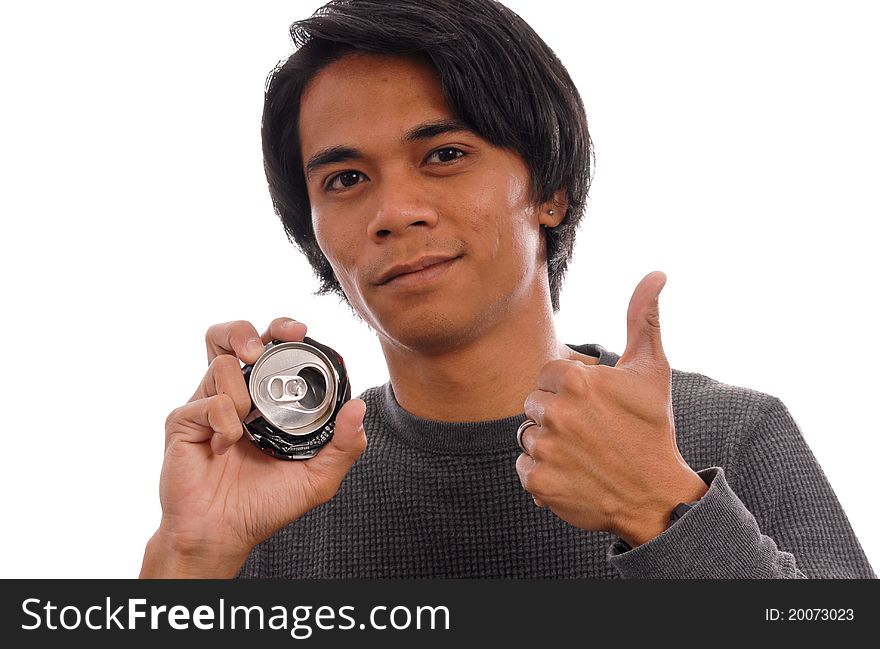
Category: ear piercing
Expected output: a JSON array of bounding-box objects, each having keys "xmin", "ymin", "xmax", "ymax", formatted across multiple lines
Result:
[{"xmin": 548, "ymin": 209, "xmax": 554, "ymax": 215}]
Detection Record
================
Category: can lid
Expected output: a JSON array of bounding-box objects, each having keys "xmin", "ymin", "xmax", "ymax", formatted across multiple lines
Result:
[{"xmin": 248, "ymin": 341, "xmax": 338, "ymax": 435}]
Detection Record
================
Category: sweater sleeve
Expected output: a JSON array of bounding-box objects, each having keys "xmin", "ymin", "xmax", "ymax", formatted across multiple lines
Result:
[{"xmin": 606, "ymin": 398, "xmax": 876, "ymax": 578}]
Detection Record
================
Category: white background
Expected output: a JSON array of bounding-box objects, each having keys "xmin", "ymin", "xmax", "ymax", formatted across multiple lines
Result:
[{"xmin": 1, "ymin": 1, "xmax": 877, "ymax": 577}]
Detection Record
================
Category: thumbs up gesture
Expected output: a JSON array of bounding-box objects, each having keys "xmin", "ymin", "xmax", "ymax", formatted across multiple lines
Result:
[{"xmin": 515, "ymin": 271, "xmax": 708, "ymax": 548}]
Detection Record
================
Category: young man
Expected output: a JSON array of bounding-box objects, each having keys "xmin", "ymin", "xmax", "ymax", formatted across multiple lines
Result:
[{"xmin": 140, "ymin": 0, "xmax": 874, "ymax": 578}]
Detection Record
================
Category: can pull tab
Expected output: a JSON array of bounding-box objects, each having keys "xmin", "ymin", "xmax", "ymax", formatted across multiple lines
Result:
[{"xmin": 266, "ymin": 375, "xmax": 309, "ymax": 403}]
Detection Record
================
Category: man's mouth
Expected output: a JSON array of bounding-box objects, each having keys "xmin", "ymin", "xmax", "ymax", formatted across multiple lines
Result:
[{"xmin": 375, "ymin": 254, "xmax": 463, "ymax": 286}]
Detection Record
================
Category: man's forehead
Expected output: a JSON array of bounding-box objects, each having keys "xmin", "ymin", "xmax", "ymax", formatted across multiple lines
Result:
[
  {"xmin": 309, "ymin": 50, "xmax": 437, "ymax": 85},
  {"xmin": 298, "ymin": 53, "xmax": 460, "ymax": 157}
]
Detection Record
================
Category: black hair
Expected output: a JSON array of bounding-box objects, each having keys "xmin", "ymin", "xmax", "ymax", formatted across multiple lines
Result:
[{"xmin": 262, "ymin": 0, "xmax": 593, "ymax": 311}]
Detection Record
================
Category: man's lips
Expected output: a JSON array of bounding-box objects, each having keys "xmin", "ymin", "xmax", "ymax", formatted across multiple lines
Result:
[{"xmin": 375, "ymin": 254, "xmax": 462, "ymax": 286}]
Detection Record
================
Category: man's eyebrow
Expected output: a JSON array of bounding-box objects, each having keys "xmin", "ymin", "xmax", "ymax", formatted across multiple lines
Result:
[
  {"xmin": 404, "ymin": 119, "xmax": 473, "ymax": 142},
  {"xmin": 305, "ymin": 146, "xmax": 363, "ymax": 178},
  {"xmin": 304, "ymin": 120, "xmax": 472, "ymax": 178}
]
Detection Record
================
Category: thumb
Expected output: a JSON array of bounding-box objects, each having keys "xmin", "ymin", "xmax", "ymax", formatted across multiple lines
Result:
[
  {"xmin": 305, "ymin": 398, "xmax": 368, "ymax": 476},
  {"xmin": 328, "ymin": 398, "xmax": 368, "ymax": 456},
  {"xmin": 617, "ymin": 270, "xmax": 668, "ymax": 370}
]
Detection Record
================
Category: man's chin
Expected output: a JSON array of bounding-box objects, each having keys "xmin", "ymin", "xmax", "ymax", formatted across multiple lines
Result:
[{"xmin": 375, "ymin": 309, "xmax": 479, "ymax": 356}]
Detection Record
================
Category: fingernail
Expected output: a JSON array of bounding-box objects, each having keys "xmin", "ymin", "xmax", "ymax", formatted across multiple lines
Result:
[
  {"xmin": 282, "ymin": 319, "xmax": 299, "ymax": 329},
  {"xmin": 246, "ymin": 338, "xmax": 263, "ymax": 354}
]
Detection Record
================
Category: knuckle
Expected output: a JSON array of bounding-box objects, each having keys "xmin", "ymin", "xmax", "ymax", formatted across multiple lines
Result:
[
  {"xmin": 540, "ymin": 406, "xmax": 560, "ymax": 431},
  {"xmin": 205, "ymin": 320, "xmax": 255, "ymax": 352},
  {"xmin": 206, "ymin": 320, "xmax": 232, "ymax": 340},
  {"xmin": 209, "ymin": 394, "xmax": 240, "ymax": 432},
  {"xmin": 592, "ymin": 364, "xmax": 613, "ymax": 377},
  {"xmin": 517, "ymin": 469, "xmax": 531, "ymax": 492},
  {"xmin": 523, "ymin": 392, "xmax": 544, "ymax": 417},
  {"xmin": 211, "ymin": 353, "xmax": 241, "ymax": 373},
  {"xmin": 212, "ymin": 392, "xmax": 236, "ymax": 414},
  {"xmin": 559, "ymin": 364, "xmax": 588, "ymax": 393},
  {"xmin": 206, "ymin": 355, "xmax": 252, "ymax": 417},
  {"xmin": 528, "ymin": 436, "xmax": 543, "ymax": 460},
  {"xmin": 268, "ymin": 316, "xmax": 307, "ymax": 343},
  {"xmin": 204, "ymin": 322, "xmax": 222, "ymax": 342},
  {"xmin": 270, "ymin": 316, "xmax": 296, "ymax": 329},
  {"xmin": 589, "ymin": 364, "xmax": 616, "ymax": 390},
  {"xmin": 229, "ymin": 319, "xmax": 257, "ymax": 343},
  {"xmin": 228, "ymin": 319, "xmax": 252, "ymax": 331},
  {"xmin": 529, "ymin": 436, "xmax": 555, "ymax": 461},
  {"xmin": 516, "ymin": 461, "xmax": 547, "ymax": 497},
  {"xmin": 525, "ymin": 468, "xmax": 545, "ymax": 496},
  {"xmin": 515, "ymin": 453, "xmax": 530, "ymax": 477},
  {"xmin": 164, "ymin": 406, "xmax": 183, "ymax": 431},
  {"xmin": 539, "ymin": 359, "xmax": 565, "ymax": 383}
]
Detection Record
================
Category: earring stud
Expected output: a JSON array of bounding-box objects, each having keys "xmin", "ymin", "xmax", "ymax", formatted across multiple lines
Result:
[{"xmin": 548, "ymin": 209, "xmax": 555, "ymax": 215}]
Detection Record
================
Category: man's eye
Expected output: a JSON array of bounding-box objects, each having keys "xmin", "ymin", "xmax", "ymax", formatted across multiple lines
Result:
[
  {"xmin": 426, "ymin": 147, "xmax": 465, "ymax": 164},
  {"xmin": 326, "ymin": 171, "xmax": 367, "ymax": 191}
]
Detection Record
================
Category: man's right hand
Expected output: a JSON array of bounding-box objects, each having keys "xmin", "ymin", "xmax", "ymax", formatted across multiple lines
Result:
[{"xmin": 139, "ymin": 318, "xmax": 367, "ymax": 578}]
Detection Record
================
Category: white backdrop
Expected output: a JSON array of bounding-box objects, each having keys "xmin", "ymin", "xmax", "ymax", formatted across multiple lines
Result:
[{"xmin": 1, "ymin": 1, "xmax": 877, "ymax": 577}]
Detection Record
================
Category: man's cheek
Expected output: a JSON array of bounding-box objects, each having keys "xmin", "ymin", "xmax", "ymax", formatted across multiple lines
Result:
[
  {"xmin": 332, "ymin": 264, "xmax": 370, "ymax": 310},
  {"xmin": 314, "ymin": 228, "xmax": 354, "ymax": 275}
]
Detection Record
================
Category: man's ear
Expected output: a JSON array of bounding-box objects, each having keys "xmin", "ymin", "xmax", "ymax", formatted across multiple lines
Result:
[{"xmin": 538, "ymin": 187, "xmax": 568, "ymax": 228}]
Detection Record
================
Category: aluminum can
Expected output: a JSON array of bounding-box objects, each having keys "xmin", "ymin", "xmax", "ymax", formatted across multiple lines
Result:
[{"xmin": 241, "ymin": 337, "xmax": 350, "ymax": 460}]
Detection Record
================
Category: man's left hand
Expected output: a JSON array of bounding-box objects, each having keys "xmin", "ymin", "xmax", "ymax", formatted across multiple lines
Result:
[{"xmin": 515, "ymin": 270, "xmax": 708, "ymax": 548}]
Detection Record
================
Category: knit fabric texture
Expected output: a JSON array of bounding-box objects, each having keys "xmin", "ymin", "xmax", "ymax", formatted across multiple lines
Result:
[{"xmin": 237, "ymin": 343, "xmax": 875, "ymax": 579}]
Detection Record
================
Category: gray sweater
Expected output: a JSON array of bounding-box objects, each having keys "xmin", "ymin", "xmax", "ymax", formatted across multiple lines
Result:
[{"xmin": 237, "ymin": 344, "xmax": 875, "ymax": 578}]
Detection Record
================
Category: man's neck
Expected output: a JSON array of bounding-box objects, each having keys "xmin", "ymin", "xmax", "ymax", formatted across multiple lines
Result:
[{"xmin": 379, "ymin": 304, "xmax": 595, "ymax": 422}]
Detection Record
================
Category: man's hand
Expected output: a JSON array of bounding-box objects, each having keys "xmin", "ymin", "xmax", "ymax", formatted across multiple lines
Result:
[
  {"xmin": 515, "ymin": 271, "xmax": 708, "ymax": 548},
  {"xmin": 140, "ymin": 318, "xmax": 367, "ymax": 578}
]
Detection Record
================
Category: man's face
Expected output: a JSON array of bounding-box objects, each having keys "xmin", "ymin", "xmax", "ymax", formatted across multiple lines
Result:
[{"xmin": 299, "ymin": 53, "xmax": 558, "ymax": 352}]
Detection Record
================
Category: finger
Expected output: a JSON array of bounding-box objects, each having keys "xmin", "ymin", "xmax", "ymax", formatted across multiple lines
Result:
[
  {"xmin": 535, "ymin": 359, "xmax": 569, "ymax": 394},
  {"xmin": 515, "ymin": 451, "xmax": 537, "ymax": 493},
  {"xmin": 523, "ymin": 390, "xmax": 553, "ymax": 426},
  {"xmin": 535, "ymin": 358, "xmax": 594, "ymax": 395},
  {"xmin": 260, "ymin": 317, "xmax": 308, "ymax": 345},
  {"xmin": 188, "ymin": 354, "xmax": 252, "ymax": 418},
  {"xmin": 521, "ymin": 394, "xmax": 554, "ymax": 454},
  {"xmin": 617, "ymin": 270, "xmax": 668, "ymax": 371},
  {"xmin": 165, "ymin": 393, "xmax": 245, "ymax": 455},
  {"xmin": 302, "ymin": 399, "xmax": 368, "ymax": 484},
  {"xmin": 205, "ymin": 320, "xmax": 265, "ymax": 365},
  {"xmin": 515, "ymin": 456, "xmax": 546, "ymax": 506},
  {"xmin": 326, "ymin": 398, "xmax": 368, "ymax": 456}
]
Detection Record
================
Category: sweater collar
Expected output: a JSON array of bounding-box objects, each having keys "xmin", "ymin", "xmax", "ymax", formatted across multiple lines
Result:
[{"xmin": 375, "ymin": 344, "xmax": 619, "ymax": 455}]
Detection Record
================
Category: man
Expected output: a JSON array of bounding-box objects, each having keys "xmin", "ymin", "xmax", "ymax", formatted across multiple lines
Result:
[{"xmin": 140, "ymin": 0, "xmax": 874, "ymax": 578}]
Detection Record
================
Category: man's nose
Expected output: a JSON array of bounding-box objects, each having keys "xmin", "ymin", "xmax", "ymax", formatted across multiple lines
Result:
[{"xmin": 367, "ymin": 180, "xmax": 439, "ymax": 242}]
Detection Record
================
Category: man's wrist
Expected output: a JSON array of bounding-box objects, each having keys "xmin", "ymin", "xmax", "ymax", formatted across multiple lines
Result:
[
  {"xmin": 615, "ymin": 468, "xmax": 709, "ymax": 549},
  {"xmin": 139, "ymin": 529, "xmax": 250, "ymax": 579}
]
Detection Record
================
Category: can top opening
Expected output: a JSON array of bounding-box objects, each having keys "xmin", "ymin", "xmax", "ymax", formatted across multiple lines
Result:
[{"xmin": 248, "ymin": 341, "xmax": 338, "ymax": 435}]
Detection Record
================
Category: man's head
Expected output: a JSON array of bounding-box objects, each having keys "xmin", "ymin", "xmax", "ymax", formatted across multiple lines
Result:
[{"xmin": 263, "ymin": 0, "xmax": 592, "ymax": 317}]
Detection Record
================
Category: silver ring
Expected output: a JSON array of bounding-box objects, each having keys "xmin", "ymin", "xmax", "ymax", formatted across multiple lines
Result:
[{"xmin": 516, "ymin": 418, "xmax": 538, "ymax": 453}]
